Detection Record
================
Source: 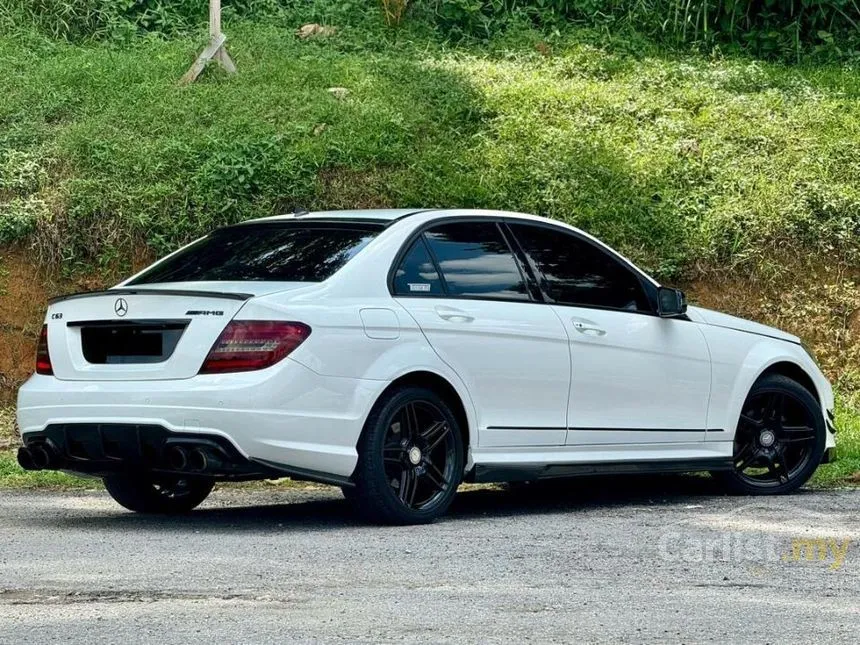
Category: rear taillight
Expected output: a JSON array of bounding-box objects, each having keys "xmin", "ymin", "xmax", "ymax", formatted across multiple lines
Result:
[
  {"xmin": 199, "ymin": 321, "xmax": 311, "ymax": 374},
  {"xmin": 36, "ymin": 324, "xmax": 53, "ymax": 375}
]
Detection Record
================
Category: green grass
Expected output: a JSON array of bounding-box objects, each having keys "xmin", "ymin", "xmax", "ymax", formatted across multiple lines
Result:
[
  {"xmin": 1, "ymin": 15, "xmax": 859, "ymax": 278},
  {"xmin": 0, "ymin": 450, "xmax": 97, "ymax": 489},
  {"xmin": 812, "ymin": 394, "xmax": 860, "ymax": 487}
]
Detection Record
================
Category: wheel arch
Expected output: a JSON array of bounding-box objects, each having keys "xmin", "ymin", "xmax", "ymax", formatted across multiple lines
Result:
[
  {"xmin": 723, "ymin": 350, "xmax": 824, "ymax": 440},
  {"xmin": 368, "ymin": 370, "xmax": 474, "ymax": 463},
  {"xmin": 754, "ymin": 361, "xmax": 820, "ymax": 403}
]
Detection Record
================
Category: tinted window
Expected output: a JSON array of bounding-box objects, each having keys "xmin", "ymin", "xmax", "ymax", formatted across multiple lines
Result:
[
  {"xmin": 130, "ymin": 224, "xmax": 380, "ymax": 284},
  {"xmin": 509, "ymin": 223, "xmax": 649, "ymax": 312},
  {"xmin": 423, "ymin": 222, "xmax": 529, "ymax": 301},
  {"xmin": 393, "ymin": 238, "xmax": 444, "ymax": 296}
]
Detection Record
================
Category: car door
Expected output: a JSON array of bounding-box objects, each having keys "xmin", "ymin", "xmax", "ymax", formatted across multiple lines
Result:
[
  {"xmin": 392, "ymin": 220, "xmax": 571, "ymax": 448},
  {"xmin": 506, "ymin": 221, "xmax": 712, "ymax": 446}
]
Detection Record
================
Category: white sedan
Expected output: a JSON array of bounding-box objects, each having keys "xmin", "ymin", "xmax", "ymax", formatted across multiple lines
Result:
[{"xmin": 16, "ymin": 209, "xmax": 837, "ymax": 524}]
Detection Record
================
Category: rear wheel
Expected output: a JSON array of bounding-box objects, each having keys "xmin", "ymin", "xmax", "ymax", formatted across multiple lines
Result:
[
  {"xmin": 715, "ymin": 374, "xmax": 825, "ymax": 495},
  {"xmin": 103, "ymin": 474, "xmax": 214, "ymax": 513},
  {"xmin": 353, "ymin": 386, "xmax": 464, "ymax": 524}
]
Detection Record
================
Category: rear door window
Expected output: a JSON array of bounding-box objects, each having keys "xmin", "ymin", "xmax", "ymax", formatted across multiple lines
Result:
[
  {"xmin": 422, "ymin": 221, "xmax": 529, "ymax": 301},
  {"xmin": 129, "ymin": 223, "xmax": 381, "ymax": 284}
]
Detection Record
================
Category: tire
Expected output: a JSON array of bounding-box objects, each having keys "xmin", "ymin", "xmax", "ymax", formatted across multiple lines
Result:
[
  {"xmin": 103, "ymin": 474, "xmax": 214, "ymax": 514},
  {"xmin": 714, "ymin": 374, "xmax": 826, "ymax": 495},
  {"xmin": 352, "ymin": 386, "xmax": 465, "ymax": 525}
]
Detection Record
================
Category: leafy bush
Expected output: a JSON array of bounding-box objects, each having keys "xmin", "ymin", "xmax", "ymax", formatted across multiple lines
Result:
[
  {"xmin": 2, "ymin": 0, "xmax": 857, "ymax": 57},
  {"xmin": 0, "ymin": 0, "xmax": 287, "ymax": 41},
  {"xmin": 426, "ymin": 1, "xmax": 860, "ymax": 58}
]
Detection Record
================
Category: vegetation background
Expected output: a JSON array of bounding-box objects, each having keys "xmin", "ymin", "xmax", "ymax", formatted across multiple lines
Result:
[{"xmin": 0, "ymin": 0, "xmax": 858, "ymax": 485}]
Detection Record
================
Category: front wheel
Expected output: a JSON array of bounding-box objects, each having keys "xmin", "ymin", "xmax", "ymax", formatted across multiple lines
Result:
[
  {"xmin": 352, "ymin": 386, "xmax": 464, "ymax": 525},
  {"xmin": 715, "ymin": 374, "xmax": 826, "ymax": 495},
  {"xmin": 103, "ymin": 474, "xmax": 214, "ymax": 513}
]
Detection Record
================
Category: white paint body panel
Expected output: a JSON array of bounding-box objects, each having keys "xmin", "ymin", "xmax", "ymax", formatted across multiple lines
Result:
[
  {"xmin": 17, "ymin": 209, "xmax": 836, "ymax": 481},
  {"xmin": 395, "ymin": 297, "xmax": 570, "ymax": 447},
  {"xmin": 554, "ymin": 306, "xmax": 712, "ymax": 445}
]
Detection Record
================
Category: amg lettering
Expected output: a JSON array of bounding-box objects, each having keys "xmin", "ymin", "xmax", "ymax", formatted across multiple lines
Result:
[{"xmin": 185, "ymin": 310, "xmax": 224, "ymax": 316}]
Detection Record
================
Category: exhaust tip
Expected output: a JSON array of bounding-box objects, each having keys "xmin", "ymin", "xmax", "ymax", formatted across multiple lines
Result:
[
  {"xmin": 31, "ymin": 444, "xmax": 55, "ymax": 470},
  {"xmin": 17, "ymin": 447, "xmax": 37, "ymax": 471},
  {"xmin": 166, "ymin": 445, "xmax": 189, "ymax": 471},
  {"xmin": 187, "ymin": 448, "xmax": 208, "ymax": 473}
]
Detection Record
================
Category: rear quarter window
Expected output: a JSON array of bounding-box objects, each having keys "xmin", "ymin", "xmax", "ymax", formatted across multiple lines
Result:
[{"xmin": 129, "ymin": 223, "xmax": 381, "ymax": 284}]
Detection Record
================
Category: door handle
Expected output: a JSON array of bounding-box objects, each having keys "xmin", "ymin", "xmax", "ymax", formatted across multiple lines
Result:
[
  {"xmin": 435, "ymin": 305, "xmax": 474, "ymax": 323},
  {"xmin": 572, "ymin": 319, "xmax": 606, "ymax": 336}
]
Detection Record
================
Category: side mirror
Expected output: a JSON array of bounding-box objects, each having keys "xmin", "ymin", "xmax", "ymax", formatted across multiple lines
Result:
[{"xmin": 658, "ymin": 287, "xmax": 687, "ymax": 318}]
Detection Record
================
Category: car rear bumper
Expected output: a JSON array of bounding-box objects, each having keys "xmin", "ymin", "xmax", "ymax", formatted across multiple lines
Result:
[{"xmin": 16, "ymin": 358, "xmax": 383, "ymax": 479}]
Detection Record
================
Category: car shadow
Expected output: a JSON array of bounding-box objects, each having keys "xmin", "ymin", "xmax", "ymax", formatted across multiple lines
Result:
[{"xmin": 18, "ymin": 473, "xmax": 768, "ymax": 534}]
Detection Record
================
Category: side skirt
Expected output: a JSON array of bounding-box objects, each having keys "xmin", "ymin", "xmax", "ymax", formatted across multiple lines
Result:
[{"xmin": 471, "ymin": 457, "xmax": 734, "ymax": 484}]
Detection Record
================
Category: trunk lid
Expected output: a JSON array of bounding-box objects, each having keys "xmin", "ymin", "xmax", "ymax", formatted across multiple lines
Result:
[{"xmin": 46, "ymin": 288, "xmax": 251, "ymax": 381}]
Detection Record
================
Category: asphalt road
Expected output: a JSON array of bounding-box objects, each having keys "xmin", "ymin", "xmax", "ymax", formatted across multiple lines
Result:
[{"xmin": 0, "ymin": 477, "xmax": 857, "ymax": 643}]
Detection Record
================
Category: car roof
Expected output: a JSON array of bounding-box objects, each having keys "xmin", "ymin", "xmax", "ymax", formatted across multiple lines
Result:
[
  {"xmin": 245, "ymin": 209, "xmax": 427, "ymax": 224},
  {"xmin": 242, "ymin": 208, "xmax": 588, "ymax": 229}
]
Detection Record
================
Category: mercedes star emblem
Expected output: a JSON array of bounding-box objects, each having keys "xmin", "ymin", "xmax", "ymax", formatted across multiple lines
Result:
[{"xmin": 114, "ymin": 298, "xmax": 128, "ymax": 317}]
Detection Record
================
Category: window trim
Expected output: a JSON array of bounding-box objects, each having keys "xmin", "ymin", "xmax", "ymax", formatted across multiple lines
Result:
[
  {"xmin": 387, "ymin": 215, "xmax": 662, "ymax": 315},
  {"xmin": 388, "ymin": 217, "xmax": 537, "ymax": 304},
  {"xmin": 502, "ymin": 218, "xmax": 659, "ymax": 316}
]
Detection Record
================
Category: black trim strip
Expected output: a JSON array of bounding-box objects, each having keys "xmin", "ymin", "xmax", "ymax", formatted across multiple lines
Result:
[
  {"xmin": 568, "ymin": 427, "xmax": 707, "ymax": 433},
  {"xmin": 487, "ymin": 426, "xmax": 718, "ymax": 433},
  {"xmin": 472, "ymin": 457, "xmax": 735, "ymax": 483},
  {"xmin": 487, "ymin": 426, "xmax": 566, "ymax": 431},
  {"xmin": 49, "ymin": 288, "xmax": 254, "ymax": 305},
  {"xmin": 66, "ymin": 319, "xmax": 189, "ymax": 328}
]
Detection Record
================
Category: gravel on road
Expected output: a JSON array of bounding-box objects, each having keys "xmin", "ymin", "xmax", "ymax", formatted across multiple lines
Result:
[{"xmin": 1, "ymin": 476, "xmax": 857, "ymax": 643}]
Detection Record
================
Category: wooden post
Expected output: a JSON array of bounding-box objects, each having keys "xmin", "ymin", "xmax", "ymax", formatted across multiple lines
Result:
[{"xmin": 180, "ymin": 0, "xmax": 236, "ymax": 85}]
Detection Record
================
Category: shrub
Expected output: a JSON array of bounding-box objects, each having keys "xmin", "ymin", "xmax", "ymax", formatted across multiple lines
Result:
[
  {"xmin": 426, "ymin": 1, "xmax": 860, "ymax": 58},
  {"xmin": 0, "ymin": 0, "xmax": 288, "ymax": 41}
]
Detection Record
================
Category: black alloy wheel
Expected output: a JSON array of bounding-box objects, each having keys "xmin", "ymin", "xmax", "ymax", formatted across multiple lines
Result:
[
  {"xmin": 716, "ymin": 374, "xmax": 825, "ymax": 494},
  {"xmin": 382, "ymin": 399, "xmax": 457, "ymax": 510},
  {"xmin": 353, "ymin": 386, "xmax": 464, "ymax": 524}
]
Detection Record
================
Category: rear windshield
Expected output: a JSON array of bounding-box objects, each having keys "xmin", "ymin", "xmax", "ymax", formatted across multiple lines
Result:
[{"xmin": 129, "ymin": 223, "xmax": 381, "ymax": 284}]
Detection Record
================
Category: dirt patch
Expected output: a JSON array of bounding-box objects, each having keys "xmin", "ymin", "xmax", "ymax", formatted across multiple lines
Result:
[
  {"xmin": 0, "ymin": 250, "xmax": 121, "ymax": 405},
  {"xmin": 683, "ymin": 257, "xmax": 860, "ymax": 389}
]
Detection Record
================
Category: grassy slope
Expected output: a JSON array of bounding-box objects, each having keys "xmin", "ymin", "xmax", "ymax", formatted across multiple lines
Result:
[{"xmin": 1, "ymin": 17, "xmax": 859, "ymax": 276}]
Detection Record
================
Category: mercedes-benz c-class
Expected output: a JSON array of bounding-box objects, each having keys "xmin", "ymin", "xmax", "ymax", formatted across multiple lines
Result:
[{"xmin": 16, "ymin": 209, "xmax": 837, "ymax": 523}]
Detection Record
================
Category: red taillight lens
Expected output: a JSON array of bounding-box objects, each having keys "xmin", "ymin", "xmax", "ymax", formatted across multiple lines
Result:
[
  {"xmin": 36, "ymin": 324, "xmax": 53, "ymax": 375},
  {"xmin": 199, "ymin": 321, "xmax": 311, "ymax": 374}
]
